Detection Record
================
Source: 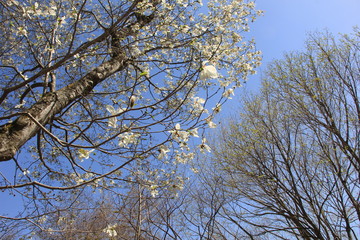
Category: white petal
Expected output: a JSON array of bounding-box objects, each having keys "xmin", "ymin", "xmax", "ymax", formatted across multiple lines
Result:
[
  {"xmin": 108, "ymin": 117, "xmax": 117, "ymax": 128},
  {"xmin": 189, "ymin": 128, "xmax": 199, "ymax": 137},
  {"xmin": 106, "ymin": 105, "xmax": 116, "ymax": 114},
  {"xmin": 200, "ymin": 64, "xmax": 219, "ymax": 80}
]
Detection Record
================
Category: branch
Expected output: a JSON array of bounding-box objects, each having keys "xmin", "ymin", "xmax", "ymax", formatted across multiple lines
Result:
[
  {"xmin": 0, "ymin": 56, "xmax": 128, "ymax": 161},
  {"xmin": 0, "ymin": 1, "xmax": 159, "ymax": 161}
]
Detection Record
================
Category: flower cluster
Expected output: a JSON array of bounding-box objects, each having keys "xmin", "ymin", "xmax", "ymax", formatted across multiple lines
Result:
[
  {"xmin": 106, "ymin": 105, "xmax": 126, "ymax": 128},
  {"xmin": 23, "ymin": 2, "xmax": 57, "ymax": 18},
  {"xmin": 192, "ymin": 97, "xmax": 207, "ymax": 115},
  {"xmin": 158, "ymin": 145, "xmax": 170, "ymax": 160},
  {"xmin": 169, "ymin": 124, "xmax": 199, "ymax": 149},
  {"xmin": 118, "ymin": 132, "xmax": 140, "ymax": 148},
  {"xmin": 102, "ymin": 223, "xmax": 118, "ymax": 237},
  {"xmin": 0, "ymin": 0, "xmax": 262, "ymax": 218},
  {"xmin": 199, "ymin": 61, "xmax": 219, "ymax": 80}
]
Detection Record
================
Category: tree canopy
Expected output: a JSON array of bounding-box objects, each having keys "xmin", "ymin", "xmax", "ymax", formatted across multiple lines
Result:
[
  {"xmin": 210, "ymin": 29, "xmax": 360, "ymax": 239},
  {"xmin": 0, "ymin": 0, "xmax": 262, "ymax": 237}
]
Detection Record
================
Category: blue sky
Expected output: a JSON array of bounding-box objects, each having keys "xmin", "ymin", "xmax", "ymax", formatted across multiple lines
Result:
[
  {"xmin": 1, "ymin": 0, "xmax": 360, "ymax": 223},
  {"xmin": 242, "ymin": 0, "xmax": 360, "ymax": 92}
]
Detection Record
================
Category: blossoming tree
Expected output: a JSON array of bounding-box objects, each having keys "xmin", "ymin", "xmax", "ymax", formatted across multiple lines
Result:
[{"xmin": 0, "ymin": 0, "xmax": 261, "ymax": 235}]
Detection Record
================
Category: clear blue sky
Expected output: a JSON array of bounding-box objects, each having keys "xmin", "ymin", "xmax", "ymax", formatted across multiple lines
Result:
[
  {"xmin": 243, "ymin": 0, "xmax": 360, "ymax": 92},
  {"xmin": 1, "ymin": 0, "xmax": 360, "ymax": 221}
]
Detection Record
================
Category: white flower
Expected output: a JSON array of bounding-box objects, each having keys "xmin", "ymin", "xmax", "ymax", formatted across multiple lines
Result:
[
  {"xmin": 129, "ymin": 95, "xmax": 137, "ymax": 108},
  {"xmin": 192, "ymin": 97, "xmax": 205, "ymax": 112},
  {"xmin": 208, "ymin": 121, "xmax": 217, "ymax": 128},
  {"xmin": 108, "ymin": 118, "xmax": 117, "ymax": 128},
  {"xmin": 198, "ymin": 138, "xmax": 211, "ymax": 153},
  {"xmin": 75, "ymin": 178, "xmax": 85, "ymax": 184},
  {"xmin": 193, "ymin": 96, "xmax": 205, "ymax": 105},
  {"xmin": 206, "ymin": 119, "xmax": 217, "ymax": 128},
  {"xmin": 23, "ymin": 170, "xmax": 30, "ymax": 175},
  {"xmin": 223, "ymin": 87, "xmax": 235, "ymax": 99},
  {"xmin": 106, "ymin": 105, "xmax": 125, "ymax": 128},
  {"xmin": 180, "ymin": 25, "xmax": 190, "ymax": 33},
  {"xmin": 174, "ymin": 152, "xmax": 195, "ymax": 164},
  {"xmin": 200, "ymin": 61, "xmax": 218, "ymax": 80},
  {"xmin": 148, "ymin": 184, "xmax": 159, "ymax": 197},
  {"xmin": 158, "ymin": 145, "xmax": 170, "ymax": 160},
  {"xmin": 178, "ymin": 131, "xmax": 190, "ymax": 141},
  {"xmin": 118, "ymin": 132, "xmax": 140, "ymax": 148},
  {"xmin": 48, "ymin": 7, "xmax": 57, "ymax": 16},
  {"xmin": 103, "ymin": 224, "xmax": 118, "ymax": 237},
  {"xmin": 150, "ymin": 188, "xmax": 159, "ymax": 197},
  {"xmin": 189, "ymin": 128, "xmax": 199, "ymax": 137},
  {"xmin": 78, "ymin": 149, "xmax": 95, "ymax": 160},
  {"xmin": 169, "ymin": 125, "xmax": 190, "ymax": 143}
]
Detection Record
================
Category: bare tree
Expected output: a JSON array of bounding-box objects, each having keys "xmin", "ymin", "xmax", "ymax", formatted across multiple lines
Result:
[{"xmin": 209, "ymin": 30, "xmax": 360, "ymax": 239}]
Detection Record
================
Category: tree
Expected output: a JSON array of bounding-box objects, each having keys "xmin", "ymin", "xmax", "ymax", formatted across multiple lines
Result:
[
  {"xmin": 31, "ymin": 171, "xmax": 247, "ymax": 239},
  {"xmin": 210, "ymin": 30, "xmax": 360, "ymax": 239},
  {"xmin": 0, "ymin": 0, "xmax": 262, "ymax": 236},
  {"xmin": 31, "ymin": 186, "xmax": 187, "ymax": 239}
]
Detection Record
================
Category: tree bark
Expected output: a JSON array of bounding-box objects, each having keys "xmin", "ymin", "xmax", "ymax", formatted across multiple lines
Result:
[{"xmin": 0, "ymin": 56, "xmax": 128, "ymax": 161}]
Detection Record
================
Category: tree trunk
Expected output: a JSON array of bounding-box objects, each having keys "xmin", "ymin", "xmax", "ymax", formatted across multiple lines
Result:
[{"xmin": 0, "ymin": 56, "xmax": 127, "ymax": 161}]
